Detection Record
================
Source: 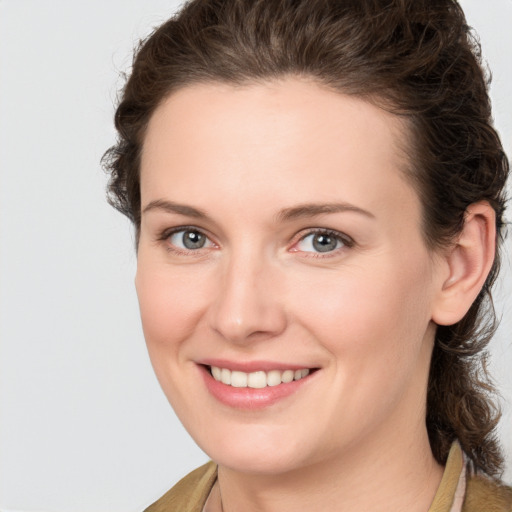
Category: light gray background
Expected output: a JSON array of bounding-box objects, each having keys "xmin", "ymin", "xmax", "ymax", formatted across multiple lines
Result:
[{"xmin": 0, "ymin": 1, "xmax": 510, "ymax": 511}]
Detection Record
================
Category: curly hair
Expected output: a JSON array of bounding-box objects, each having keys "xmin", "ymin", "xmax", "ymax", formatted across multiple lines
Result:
[{"xmin": 103, "ymin": 0, "xmax": 509, "ymax": 476}]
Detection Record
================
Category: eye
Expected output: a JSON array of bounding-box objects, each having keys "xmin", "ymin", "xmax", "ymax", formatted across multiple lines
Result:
[
  {"xmin": 294, "ymin": 230, "xmax": 350, "ymax": 254},
  {"xmin": 167, "ymin": 228, "xmax": 215, "ymax": 251}
]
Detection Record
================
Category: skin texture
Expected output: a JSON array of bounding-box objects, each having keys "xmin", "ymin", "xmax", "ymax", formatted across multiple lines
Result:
[{"xmin": 135, "ymin": 78, "xmax": 495, "ymax": 512}]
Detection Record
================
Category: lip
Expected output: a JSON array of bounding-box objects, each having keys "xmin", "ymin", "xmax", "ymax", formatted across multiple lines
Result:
[
  {"xmin": 197, "ymin": 358, "xmax": 312, "ymax": 373},
  {"xmin": 197, "ymin": 361, "xmax": 318, "ymax": 410}
]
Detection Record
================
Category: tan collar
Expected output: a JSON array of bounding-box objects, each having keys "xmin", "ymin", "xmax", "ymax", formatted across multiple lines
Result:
[{"xmin": 428, "ymin": 442, "xmax": 466, "ymax": 512}]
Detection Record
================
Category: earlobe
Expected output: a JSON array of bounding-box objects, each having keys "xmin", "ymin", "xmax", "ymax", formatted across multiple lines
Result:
[{"xmin": 432, "ymin": 202, "xmax": 496, "ymax": 326}]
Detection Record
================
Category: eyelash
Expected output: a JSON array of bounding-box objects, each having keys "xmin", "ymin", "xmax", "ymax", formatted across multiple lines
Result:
[
  {"xmin": 292, "ymin": 228, "xmax": 355, "ymax": 258},
  {"xmin": 157, "ymin": 226, "xmax": 217, "ymax": 257},
  {"xmin": 157, "ymin": 226, "xmax": 355, "ymax": 258}
]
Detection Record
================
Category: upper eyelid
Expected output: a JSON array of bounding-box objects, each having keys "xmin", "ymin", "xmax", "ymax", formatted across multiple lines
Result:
[
  {"xmin": 159, "ymin": 225, "xmax": 212, "ymax": 240},
  {"xmin": 293, "ymin": 228, "xmax": 354, "ymax": 246}
]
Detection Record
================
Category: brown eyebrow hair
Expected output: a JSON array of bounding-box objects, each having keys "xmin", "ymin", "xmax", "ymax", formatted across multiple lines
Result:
[
  {"xmin": 142, "ymin": 199, "xmax": 374, "ymax": 222},
  {"xmin": 276, "ymin": 202, "xmax": 375, "ymax": 222},
  {"xmin": 142, "ymin": 199, "xmax": 207, "ymax": 218}
]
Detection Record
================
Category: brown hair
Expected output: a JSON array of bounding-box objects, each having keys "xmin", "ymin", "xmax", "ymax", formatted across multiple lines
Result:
[{"xmin": 103, "ymin": 0, "xmax": 509, "ymax": 476}]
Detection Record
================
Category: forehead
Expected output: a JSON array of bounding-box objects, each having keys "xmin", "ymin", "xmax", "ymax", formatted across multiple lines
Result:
[
  {"xmin": 140, "ymin": 78, "xmax": 419, "ymax": 226},
  {"xmin": 143, "ymin": 78, "xmax": 410, "ymax": 164}
]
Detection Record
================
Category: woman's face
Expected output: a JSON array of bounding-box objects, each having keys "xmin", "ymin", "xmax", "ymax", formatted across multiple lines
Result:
[{"xmin": 136, "ymin": 78, "xmax": 446, "ymax": 474}]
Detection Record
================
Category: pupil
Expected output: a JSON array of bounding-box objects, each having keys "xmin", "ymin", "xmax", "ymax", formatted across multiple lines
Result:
[
  {"xmin": 312, "ymin": 233, "xmax": 337, "ymax": 252},
  {"xmin": 183, "ymin": 231, "xmax": 205, "ymax": 249}
]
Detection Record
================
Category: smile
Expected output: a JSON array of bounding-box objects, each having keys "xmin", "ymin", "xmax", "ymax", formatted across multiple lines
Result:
[
  {"xmin": 199, "ymin": 362, "xmax": 318, "ymax": 409},
  {"xmin": 210, "ymin": 366, "xmax": 310, "ymax": 388}
]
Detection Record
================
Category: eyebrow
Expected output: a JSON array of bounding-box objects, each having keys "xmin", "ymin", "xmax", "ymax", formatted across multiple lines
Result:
[
  {"xmin": 142, "ymin": 199, "xmax": 375, "ymax": 222},
  {"xmin": 142, "ymin": 199, "xmax": 208, "ymax": 218},
  {"xmin": 275, "ymin": 202, "xmax": 375, "ymax": 222}
]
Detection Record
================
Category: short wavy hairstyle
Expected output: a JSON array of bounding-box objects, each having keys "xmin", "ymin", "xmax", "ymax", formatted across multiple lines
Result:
[{"xmin": 103, "ymin": 0, "xmax": 509, "ymax": 476}]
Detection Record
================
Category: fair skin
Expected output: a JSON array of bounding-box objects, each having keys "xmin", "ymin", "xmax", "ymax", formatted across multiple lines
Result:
[{"xmin": 136, "ymin": 78, "xmax": 495, "ymax": 512}]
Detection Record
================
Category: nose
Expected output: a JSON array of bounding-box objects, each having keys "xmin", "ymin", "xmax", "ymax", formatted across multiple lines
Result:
[{"xmin": 207, "ymin": 252, "xmax": 287, "ymax": 345}]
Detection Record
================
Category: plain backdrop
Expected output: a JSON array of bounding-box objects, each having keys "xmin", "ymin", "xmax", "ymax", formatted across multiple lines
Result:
[{"xmin": 0, "ymin": 1, "xmax": 510, "ymax": 511}]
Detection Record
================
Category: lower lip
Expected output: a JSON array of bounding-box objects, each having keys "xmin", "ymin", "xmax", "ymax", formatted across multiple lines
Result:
[{"xmin": 199, "ymin": 365, "xmax": 315, "ymax": 410}]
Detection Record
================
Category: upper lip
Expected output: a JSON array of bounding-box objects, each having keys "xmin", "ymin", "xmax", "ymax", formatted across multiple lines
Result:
[{"xmin": 197, "ymin": 358, "xmax": 316, "ymax": 373}]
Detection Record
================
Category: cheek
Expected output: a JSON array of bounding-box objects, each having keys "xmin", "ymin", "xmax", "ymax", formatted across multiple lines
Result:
[
  {"xmin": 287, "ymin": 259, "xmax": 435, "ymax": 438},
  {"xmin": 135, "ymin": 260, "xmax": 211, "ymax": 356},
  {"xmin": 135, "ymin": 259, "xmax": 216, "ymax": 418},
  {"xmin": 289, "ymin": 254, "xmax": 434, "ymax": 373}
]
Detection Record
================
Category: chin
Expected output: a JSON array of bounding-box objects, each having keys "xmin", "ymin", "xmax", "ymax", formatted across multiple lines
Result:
[
  {"xmin": 193, "ymin": 424, "xmax": 316, "ymax": 475},
  {"xmin": 214, "ymin": 448, "xmax": 307, "ymax": 476}
]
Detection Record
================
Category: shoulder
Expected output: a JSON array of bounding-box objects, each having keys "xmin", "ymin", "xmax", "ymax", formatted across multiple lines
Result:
[
  {"xmin": 143, "ymin": 461, "xmax": 218, "ymax": 512},
  {"xmin": 463, "ymin": 474, "xmax": 512, "ymax": 512}
]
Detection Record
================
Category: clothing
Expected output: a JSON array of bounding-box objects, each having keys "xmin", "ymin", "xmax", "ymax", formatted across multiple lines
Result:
[{"xmin": 143, "ymin": 443, "xmax": 512, "ymax": 512}]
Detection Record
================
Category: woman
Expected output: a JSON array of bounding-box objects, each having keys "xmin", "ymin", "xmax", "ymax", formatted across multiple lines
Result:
[{"xmin": 103, "ymin": 0, "xmax": 511, "ymax": 510}]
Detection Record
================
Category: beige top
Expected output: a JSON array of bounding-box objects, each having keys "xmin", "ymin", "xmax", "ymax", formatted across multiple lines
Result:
[{"xmin": 144, "ymin": 443, "xmax": 512, "ymax": 512}]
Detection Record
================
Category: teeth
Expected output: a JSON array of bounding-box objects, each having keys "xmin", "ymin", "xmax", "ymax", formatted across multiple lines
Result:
[
  {"xmin": 210, "ymin": 366, "xmax": 311, "ymax": 388},
  {"xmin": 281, "ymin": 370, "xmax": 294, "ymax": 383},
  {"xmin": 211, "ymin": 366, "xmax": 222, "ymax": 381},
  {"xmin": 221, "ymin": 368, "xmax": 231, "ymax": 385},
  {"xmin": 267, "ymin": 370, "xmax": 282, "ymax": 387}
]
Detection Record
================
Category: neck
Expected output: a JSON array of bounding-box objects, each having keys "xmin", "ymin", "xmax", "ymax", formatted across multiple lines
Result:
[{"xmin": 215, "ymin": 424, "xmax": 443, "ymax": 512}]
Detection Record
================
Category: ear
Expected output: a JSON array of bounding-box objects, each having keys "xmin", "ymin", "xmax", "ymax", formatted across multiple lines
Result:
[{"xmin": 432, "ymin": 201, "xmax": 496, "ymax": 326}]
